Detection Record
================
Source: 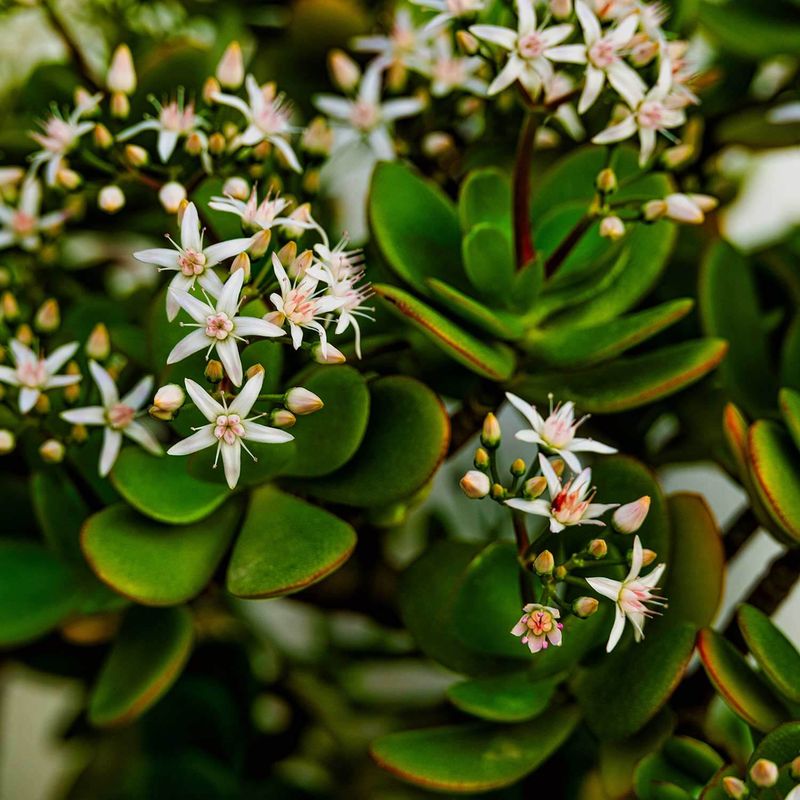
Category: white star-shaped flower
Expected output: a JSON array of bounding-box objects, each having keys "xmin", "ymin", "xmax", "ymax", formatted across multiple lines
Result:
[{"xmin": 0, "ymin": 178, "xmax": 68, "ymax": 252}]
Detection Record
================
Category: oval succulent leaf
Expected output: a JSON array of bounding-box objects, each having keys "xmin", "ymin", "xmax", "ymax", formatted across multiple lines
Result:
[
  {"xmin": 459, "ymin": 168, "xmax": 512, "ymax": 235},
  {"xmin": 461, "ymin": 223, "xmax": 515, "ymax": 306}
]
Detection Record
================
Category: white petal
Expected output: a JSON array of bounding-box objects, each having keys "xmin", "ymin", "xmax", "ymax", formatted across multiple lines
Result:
[
  {"xmin": 638, "ymin": 126, "xmax": 657, "ymax": 166},
  {"xmin": 89, "ymin": 360, "xmax": 119, "ymax": 407},
  {"xmin": 19, "ymin": 387, "xmax": 40, "ymax": 413},
  {"xmin": 610, "ymin": 13, "xmax": 639, "ymax": 46},
  {"xmin": 569, "ymin": 437, "xmax": 618, "ymax": 454},
  {"xmin": 221, "ymin": 440, "xmax": 241, "ymax": 489},
  {"xmin": 184, "ymin": 379, "xmax": 224, "ymax": 421},
  {"xmin": 575, "ymin": 1, "xmax": 601, "ymax": 43},
  {"xmin": 592, "ymin": 114, "xmax": 638, "ymax": 145},
  {"xmin": 314, "ymin": 95, "xmax": 354, "ymax": 120},
  {"xmin": 229, "ymin": 369, "xmax": 264, "ymax": 417},
  {"xmin": 42, "ymin": 341, "xmax": 78, "ymax": 375},
  {"xmin": 368, "ymin": 126, "xmax": 396, "ymax": 161},
  {"xmin": 243, "ymin": 421, "xmax": 294, "ymax": 444},
  {"xmin": 505, "ymin": 391, "xmax": 545, "ymax": 432},
  {"xmin": 204, "ymin": 237, "xmax": 254, "ymax": 267},
  {"xmin": 234, "ymin": 316, "xmax": 284, "ymax": 338},
  {"xmin": 381, "ymin": 98, "xmax": 424, "ymax": 121},
  {"xmin": 546, "ymin": 44, "xmax": 586, "ymax": 65},
  {"xmin": 488, "ymin": 55, "xmax": 524, "ymax": 95},
  {"xmin": 359, "ymin": 61, "xmax": 383, "ymax": 106},
  {"xmin": 628, "ymin": 535, "xmax": 644, "ymax": 580},
  {"xmin": 470, "ymin": 24, "xmax": 517, "ymax": 50},
  {"xmin": 289, "ymin": 322, "xmax": 304, "ymax": 349},
  {"xmin": 157, "ymin": 130, "xmax": 179, "ymax": 163},
  {"xmin": 585, "ymin": 502, "xmax": 618, "ymax": 519},
  {"xmin": 270, "ymin": 135, "xmax": 302, "ymax": 174},
  {"xmin": 213, "ymin": 91, "xmax": 253, "ymax": 119},
  {"xmin": 99, "ymin": 428, "xmax": 123, "ymax": 476},
  {"xmin": 559, "ymin": 448, "xmax": 582, "ymax": 474},
  {"xmin": 578, "ymin": 66, "xmax": 605, "ymax": 114},
  {"xmin": 197, "ymin": 269, "xmax": 224, "ymax": 299},
  {"xmin": 61, "ymin": 406, "xmax": 105, "ymax": 425},
  {"xmin": 19, "ymin": 179, "xmax": 41, "ymax": 217},
  {"xmin": 638, "ymin": 562, "xmax": 666, "ymax": 589},
  {"xmin": 586, "ymin": 576, "xmax": 622, "ymax": 602},
  {"xmin": 216, "ymin": 338, "xmax": 243, "ymax": 387},
  {"xmin": 122, "ymin": 375, "xmax": 154, "ymax": 410},
  {"xmin": 167, "ymin": 329, "xmax": 211, "ymax": 364},
  {"xmin": 0, "ymin": 366, "xmax": 20, "ymax": 386},
  {"xmin": 217, "ymin": 268, "xmax": 245, "ymax": 317},
  {"xmin": 10, "ymin": 339, "xmax": 35, "ymax": 366},
  {"xmin": 271, "ymin": 252, "xmax": 290, "ymax": 294},
  {"xmin": 515, "ymin": 430, "xmax": 545, "ymax": 445},
  {"xmin": 168, "ymin": 426, "xmax": 217, "ymax": 456},
  {"xmin": 606, "ymin": 605, "xmax": 627, "ymax": 652},
  {"xmin": 133, "ymin": 248, "xmax": 180, "ymax": 269},
  {"xmin": 538, "ymin": 453, "xmax": 562, "ymax": 499},
  {"xmin": 517, "ymin": 0, "xmax": 536, "ymax": 33},
  {"xmin": 180, "ymin": 203, "xmax": 201, "ymax": 251},
  {"xmin": 170, "ymin": 288, "xmax": 213, "ymax": 324},
  {"xmin": 541, "ymin": 24, "xmax": 574, "ymax": 47},
  {"xmin": 607, "ymin": 61, "xmax": 647, "ymax": 110},
  {"xmin": 124, "ymin": 420, "xmax": 163, "ymax": 455},
  {"xmin": 504, "ymin": 498, "xmax": 552, "ymax": 517}
]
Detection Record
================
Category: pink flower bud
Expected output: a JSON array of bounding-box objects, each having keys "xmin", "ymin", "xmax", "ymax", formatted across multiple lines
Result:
[
  {"xmin": 534, "ymin": 550, "xmax": 555, "ymax": 575},
  {"xmin": 39, "ymin": 438, "xmax": 65, "ymax": 464},
  {"xmin": 110, "ymin": 92, "xmax": 130, "ymax": 119},
  {"xmin": 107, "ymin": 44, "xmax": 136, "ymax": 94},
  {"xmin": 481, "ymin": 413, "xmax": 501, "ymax": 448},
  {"xmin": 0, "ymin": 429, "xmax": 15, "ymax": 454},
  {"xmin": 524, "ymin": 475, "xmax": 547, "ymax": 498},
  {"xmin": 641, "ymin": 548, "xmax": 657, "ymax": 567},
  {"xmin": 230, "ymin": 252, "xmax": 251, "ymax": 281},
  {"xmin": 721, "ymin": 777, "xmax": 747, "ymax": 799},
  {"xmin": 328, "ymin": 49, "xmax": 361, "ymax": 92},
  {"xmin": 612, "ymin": 496, "xmax": 651, "ymax": 533},
  {"xmin": 86, "ymin": 323, "xmax": 111, "ymax": 360},
  {"xmin": 271, "ymin": 409, "xmax": 297, "ymax": 429},
  {"xmin": 313, "ymin": 343, "xmax": 346, "ymax": 364},
  {"xmin": 158, "ymin": 182, "xmax": 187, "ymax": 214},
  {"xmin": 460, "ymin": 470, "xmax": 490, "ymax": 499},
  {"xmin": 98, "ymin": 185, "xmax": 125, "ymax": 213},
  {"xmin": 550, "ymin": 0, "xmax": 572, "ymax": 19},
  {"xmin": 588, "ymin": 539, "xmax": 607, "ymax": 559},
  {"xmin": 222, "ymin": 176, "xmax": 250, "ymax": 200},
  {"xmin": 750, "ymin": 759, "xmax": 779, "ymax": 788},
  {"xmin": 600, "ymin": 216, "xmax": 626, "ymax": 240},
  {"xmin": 285, "ymin": 387, "xmax": 323, "ymax": 415},
  {"xmin": 216, "ymin": 42, "xmax": 244, "ymax": 89},
  {"xmin": 153, "ymin": 384, "xmax": 185, "ymax": 413},
  {"xmin": 573, "ymin": 596, "xmax": 599, "ymax": 618},
  {"xmin": 35, "ymin": 299, "xmax": 60, "ymax": 333}
]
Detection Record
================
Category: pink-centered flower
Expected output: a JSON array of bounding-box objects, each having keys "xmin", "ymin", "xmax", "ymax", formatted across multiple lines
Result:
[
  {"xmin": 61, "ymin": 361, "xmax": 161, "ymax": 476},
  {"xmin": 506, "ymin": 392, "xmax": 616, "ymax": 471},
  {"xmin": 352, "ymin": 8, "xmax": 431, "ymax": 71},
  {"xmin": 0, "ymin": 178, "xmax": 68, "ymax": 252},
  {"xmin": 134, "ymin": 202, "xmax": 253, "ymax": 321},
  {"xmin": 506, "ymin": 453, "xmax": 617, "ymax": 532},
  {"xmin": 209, "ymin": 187, "xmax": 299, "ymax": 233},
  {"xmin": 585, "ymin": 535, "xmax": 667, "ymax": 652},
  {"xmin": 511, "ymin": 603, "xmax": 564, "ymax": 653}
]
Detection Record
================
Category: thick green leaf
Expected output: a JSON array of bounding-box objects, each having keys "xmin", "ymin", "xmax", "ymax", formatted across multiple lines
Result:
[
  {"xmin": 524, "ymin": 299, "xmax": 694, "ymax": 369},
  {"xmin": 697, "ymin": 627, "xmax": 790, "ymax": 732},
  {"xmin": 699, "ymin": 241, "xmax": 776, "ymax": 417},
  {"xmin": 370, "ymin": 161, "xmax": 464, "ymax": 293},
  {"xmin": 747, "ymin": 420, "xmax": 800, "ymax": 543},
  {"xmin": 82, "ymin": 501, "xmax": 242, "ymax": 606},
  {"xmin": 662, "ymin": 737, "xmax": 725, "ymax": 784},
  {"xmin": 459, "ymin": 168, "xmax": 511, "ymax": 235},
  {"xmin": 282, "ymin": 365, "xmax": 370, "ymax": 477},
  {"xmin": 0, "ymin": 542, "xmax": 80, "ymax": 646},
  {"xmin": 31, "ymin": 468, "xmax": 89, "ymax": 562},
  {"xmin": 375, "ymin": 283, "xmax": 516, "ymax": 380},
  {"xmin": 748, "ymin": 722, "xmax": 800, "ymax": 770},
  {"xmin": 663, "ymin": 494, "xmax": 724, "ymax": 628},
  {"xmin": 447, "ymin": 672, "xmax": 563, "ymax": 723},
  {"xmin": 226, "ymin": 486, "xmax": 356, "ymax": 598},
  {"xmin": 370, "ymin": 706, "xmax": 580, "ymax": 793},
  {"xmin": 302, "ymin": 376, "xmax": 449, "ymax": 507},
  {"xmin": 513, "ymin": 339, "xmax": 729, "ymax": 413},
  {"xmin": 461, "ymin": 223, "xmax": 515, "ymax": 305},
  {"xmin": 635, "ymin": 753, "xmax": 699, "ymax": 800},
  {"xmin": 574, "ymin": 622, "xmax": 696, "ymax": 740},
  {"xmin": 737, "ymin": 604, "xmax": 800, "ymax": 704},
  {"xmin": 704, "ymin": 695, "xmax": 753, "ymax": 766},
  {"xmin": 699, "ymin": 1, "xmax": 800, "ymax": 59},
  {"xmin": 111, "ymin": 448, "xmax": 229, "ymax": 525},
  {"xmin": 88, "ymin": 605, "xmax": 194, "ymax": 727},
  {"xmin": 779, "ymin": 387, "xmax": 800, "ymax": 453}
]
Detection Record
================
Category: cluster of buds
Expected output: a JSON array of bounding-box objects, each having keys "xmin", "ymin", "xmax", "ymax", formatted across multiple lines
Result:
[{"xmin": 722, "ymin": 756, "xmax": 800, "ymax": 799}]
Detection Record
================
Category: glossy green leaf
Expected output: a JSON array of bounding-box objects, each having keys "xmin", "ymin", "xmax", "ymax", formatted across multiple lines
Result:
[
  {"xmin": 737, "ymin": 604, "xmax": 800, "ymax": 704},
  {"xmin": 111, "ymin": 448, "xmax": 230, "ymax": 525},
  {"xmin": 459, "ymin": 168, "xmax": 511, "ymax": 235},
  {"xmin": 704, "ymin": 695, "xmax": 754, "ymax": 767},
  {"xmin": 748, "ymin": 420, "xmax": 800, "ymax": 543},
  {"xmin": 226, "ymin": 486, "xmax": 356, "ymax": 598},
  {"xmin": 779, "ymin": 387, "xmax": 800, "ymax": 453},
  {"xmin": 282, "ymin": 366, "xmax": 370, "ymax": 477},
  {"xmin": 663, "ymin": 494, "xmax": 724, "ymax": 628},
  {"xmin": 748, "ymin": 721, "xmax": 800, "ymax": 770},
  {"xmin": 513, "ymin": 339, "xmax": 729, "ymax": 413},
  {"xmin": 370, "ymin": 706, "xmax": 580, "ymax": 793},
  {"xmin": 697, "ymin": 627, "xmax": 790, "ymax": 732},
  {"xmin": 303, "ymin": 376, "xmax": 449, "ymax": 507},
  {"xmin": 0, "ymin": 541, "xmax": 80, "ymax": 646},
  {"xmin": 524, "ymin": 299, "xmax": 693, "ymax": 368},
  {"xmin": 447, "ymin": 671, "xmax": 563, "ymax": 723},
  {"xmin": 663, "ymin": 737, "xmax": 725, "ymax": 783},
  {"xmin": 461, "ymin": 223, "xmax": 515, "ymax": 305},
  {"xmin": 82, "ymin": 501, "xmax": 242, "ymax": 606},
  {"xmin": 88, "ymin": 605, "xmax": 194, "ymax": 727},
  {"xmin": 699, "ymin": 241, "xmax": 776, "ymax": 417},
  {"xmin": 370, "ymin": 161, "xmax": 464, "ymax": 294},
  {"xmin": 574, "ymin": 622, "xmax": 696, "ymax": 740},
  {"xmin": 30, "ymin": 468, "xmax": 89, "ymax": 562},
  {"xmin": 635, "ymin": 752, "xmax": 698, "ymax": 800},
  {"xmin": 375, "ymin": 283, "xmax": 516, "ymax": 380}
]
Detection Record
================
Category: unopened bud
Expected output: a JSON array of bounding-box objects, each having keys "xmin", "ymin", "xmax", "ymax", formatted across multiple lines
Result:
[
  {"xmin": 313, "ymin": 343, "xmax": 345, "ymax": 364},
  {"xmin": 70, "ymin": 424, "xmax": 88, "ymax": 443},
  {"xmin": 271, "ymin": 409, "xmax": 297, "ymax": 429},
  {"xmin": 222, "ymin": 176, "xmax": 249, "ymax": 200},
  {"xmin": 0, "ymin": 430, "xmax": 15, "ymax": 454},
  {"xmin": 202, "ymin": 76, "xmax": 221, "ymax": 105},
  {"xmin": 460, "ymin": 469, "xmax": 490, "ymax": 499},
  {"xmin": 151, "ymin": 384, "xmax": 185, "ymax": 418},
  {"xmin": 205, "ymin": 359, "xmax": 224, "ymax": 383},
  {"xmin": 39, "ymin": 438, "xmax": 65, "ymax": 464},
  {"xmin": 456, "ymin": 30, "xmax": 479, "ymax": 55},
  {"xmin": 550, "ymin": 458, "xmax": 565, "ymax": 477},
  {"xmin": 107, "ymin": 44, "xmax": 136, "ymax": 94},
  {"xmin": 245, "ymin": 363, "xmax": 265, "ymax": 381},
  {"xmin": 288, "ymin": 250, "xmax": 313, "ymax": 280},
  {"xmin": 630, "ymin": 37, "xmax": 659, "ymax": 68},
  {"xmin": 749, "ymin": 759, "xmax": 778, "ymax": 788},
  {"xmin": 550, "ymin": 0, "xmax": 572, "ymax": 19},
  {"xmin": 185, "ymin": 132, "xmax": 204, "ymax": 156},
  {"xmin": 721, "ymin": 777, "xmax": 747, "ymax": 799},
  {"xmin": 176, "ymin": 199, "xmax": 189, "ymax": 225},
  {"xmin": 422, "ymin": 131, "xmax": 456, "ymax": 159},
  {"xmin": 285, "ymin": 387, "xmax": 323, "ymax": 415},
  {"xmin": 612, "ymin": 496, "xmax": 651, "ymax": 533},
  {"xmin": 600, "ymin": 215, "xmax": 626, "ymax": 240},
  {"xmin": 250, "ymin": 229, "xmax": 272, "ymax": 259},
  {"xmin": 641, "ymin": 548, "xmax": 657, "ymax": 567},
  {"xmin": 208, "ymin": 132, "xmax": 227, "ymax": 155},
  {"xmin": 662, "ymin": 143, "xmax": 694, "ymax": 169},
  {"xmin": 1, "ymin": 291, "xmax": 19, "ymax": 321},
  {"xmin": 490, "ymin": 483, "xmax": 505, "ymax": 501},
  {"xmin": 57, "ymin": 168, "xmax": 81, "ymax": 190},
  {"xmin": 481, "ymin": 412, "xmax": 501, "ymax": 448},
  {"xmin": 523, "ymin": 475, "xmax": 547, "ymax": 498},
  {"xmin": 16, "ymin": 323, "xmax": 34, "ymax": 346},
  {"xmin": 159, "ymin": 181, "xmax": 186, "ymax": 214},
  {"xmin": 216, "ymin": 42, "xmax": 245, "ymax": 89},
  {"xmin": 93, "ymin": 124, "xmax": 113, "ymax": 150},
  {"xmin": 63, "ymin": 381, "xmax": 81, "ymax": 404},
  {"xmin": 34, "ymin": 299, "xmax": 60, "ymax": 333},
  {"xmin": 124, "ymin": 144, "xmax": 148, "ymax": 167},
  {"xmin": 110, "ymin": 91, "xmax": 130, "ymax": 119},
  {"xmin": 98, "ymin": 185, "xmax": 125, "ymax": 213},
  {"xmin": 510, "ymin": 458, "xmax": 526, "ymax": 477},
  {"xmin": 791, "ymin": 755, "xmax": 800, "ymax": 779},
  {"xmin": 474, "ymin": 447, "xmax": 490, "ymax": 470},
  {"xmin": 230, "ymin": 252, "xmax": 250, "ymax": 281},
  {"xmin": 573, "ymin": 596, "xmax": 599, "ymax": 618},
  {"xmin": 534, "ymin": 550, "xmax": 555, "ymax": 576},
  {"xmin": 301, "ymin": 117, "xmax": 333, "ymax": 156},
  {"xmin": 86, "ymin": 323, "xmax": 111, "ymax": 360},
  {"xmin": 596, "ymin": 168, "xmax": 617, "ymax": 194},
  {"xmin": 642, "ymin": 199, "xmax": 667, "ymax": 222},
  {"xmin": 328, "ymin": 49, "xmax": 360, "ymax": 92},
  {"xmin": 588, "ymin": 539, "xmax": 607, "ymax": 559},
  {"xmin": 277, "ymin": 241, "xmax": 297, "ymax": 267}
]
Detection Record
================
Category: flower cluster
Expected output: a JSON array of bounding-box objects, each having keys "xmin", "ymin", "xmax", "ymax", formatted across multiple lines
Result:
[{"xmin": 460, "ymin": 392, "xmax": 665, "ymax": 653}]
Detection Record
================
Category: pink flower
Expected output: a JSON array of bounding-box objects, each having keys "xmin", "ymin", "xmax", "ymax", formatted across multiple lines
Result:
[{"xmin": 511, "ymin": 604, "xmax": 563, "ymax": 653}]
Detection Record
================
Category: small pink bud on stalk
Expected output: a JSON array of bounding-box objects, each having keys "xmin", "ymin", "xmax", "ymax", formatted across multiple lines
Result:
[
  {"xmin": 205, "ymin": 359, "xmax": 224, "ymax": 383},
  {"xmin": 57, "ymin": 168, "xmax": 81, "ymax": 190},
  {"xmin": 550, "ymin": 458, "xmax": 566, "ymax": 478},
  {"xmin": 534, "ymin": 550, "xmax": 555, "ymax": 576},
  {"xmin": 750, "ymin": 759, "xmax": 779, "ymax": 788},
  {"xmin": 550, "ymin": 0, "xmax": 572, "ymax": 19},
  {"xmin": 1, "ymin": 291, "xmax": 20, "ymax": 321},
  {"xmin": 34, "ymin": 299, "xmax": 60, "ymax": 333},
  {"xmin": 249, "ymin": 229, "xmax": 272, "ymax": 259},
  {"xmin": 16, "ymin": 323, "xmax": 34, "ymax": 346},
  {"xmin": 110, "ymin": 92, "xmax": 130, "ymax": 119},
  {"xmin": 612, "ymin": 496, "xmax": 651, "ymax": 533},
  {"xmin": 271, "ymin": 409, "xmax": 297, "ymax": 429},
  {"xmin": 230, "ymin": 252, "xmax": 251, "ymax": 282},
  {"xmin": 98, "ymin": 185, "xmax": 125, "ymax": 214},
  {"xmin": 721, "ymin": 776, "xmax": 747, "ymax": 799},
  {"xmin": 460, "ymin": 470, "xmax": 490, "ymax": 499},
  {"xmin": 596, "ymin": 168, "xmax": 618, "ymax": 194},
  {"xmin": 573, "ymin": 596, "xmax": 599, "ymax": 618},
  {"xmin": 630, "ymin": 35, "xmax": 659, "ymax": 67},
  {"xmin": 481, "ymin": 413, "xmax": 501, "ymax": 448},
  {"xmin": 285, "ymin": 387, "xmax": 324, "ymax": 415},
  {"xmin": 288, "ymin": 250, "xmax": 314, "ymax": 280},
  {"xmin": 0, "ymin": 429, "xmax": 15, "ymax": 455},
  {"xmin": 313, "ymin": 343, "xmax": 345, "ymax": 364},
  {"xmin": 124, "ymin": 144, "xmax": 148, "ymax": 167},
  {"xmin": 184, "ymin": 132, "xmax": 204, "ymax": 156},
  {"xmin": 222, "ymin": 176, "xmax": 250, "ymax": 200},
  {"xmin": 641, "ymin": 549, "xmax": 657, "ymax": 567},
  {"xmin": 600, "ymin": 215, "xmax": 626, "ymax": 240},
  {"xmin": 39, "ymin": 439, "xmax": 65, "ymax": 464},
  {"xmin": 159, "ymin": 182, "xmax": 187, "ymax": 214},
  {"xmin": 150, "ymin": 384, "xmax": 185, "ymax": 420},
  {"xmin": 202, "ymin": 77, "xmax": 221, "ymax": 105},
  {"xmin": 94, "ymin": 123, "xmax": 113, "ymax": 149},
  {"xmin": 524, "ymin": 475, "xmax": 548, "ymax": 498},
  {"xmin": 456, "ymin": 30, "xmax": 479, "ymax": 55},
  {"xmin": 107, "ymin": 44, "xmax": 136, "ymax": 94},
  {"xmin": 208, "ymin": 132, "xmax": 227, "ymax": 155},
  {"xmin": 422, "ymin": 132, "xmax": 456, "ymax": 160},
  {"xmin": 86, "ymin": 323, "xmax": 111, "ymax": 360},
  {"xmin": 588, "ymin": 539, "xmax": 607, "ymax": 559},
  {"xmin": 490, "ymin": 483, "xmax": 506, "ymax": 501},
  {"xmin": 245, "ymin": 364, "xmax": 265, "ymax": 381},
  {"xmin": 216, "ymin": 42, "xmax": 245, "ymax": 89},
  {"xmin": 277, "ymin": 241, "xmax": 297, "ymax": 267},
  {"xmin": 328, "ymin": 49, "xmax": 361, "ymax": 92},
  {"xmin": 510, "ymin": 458, "xmax": 526, "ymax": 477},
  {"xmin": 474, "ymin": 447, "xmax": 490, "ymax": 470}
]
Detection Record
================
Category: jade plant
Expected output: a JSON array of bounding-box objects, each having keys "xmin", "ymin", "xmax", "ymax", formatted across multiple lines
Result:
[{"xmin": 0, "ymin": 0, "xmax": 798, "ymax": 798}]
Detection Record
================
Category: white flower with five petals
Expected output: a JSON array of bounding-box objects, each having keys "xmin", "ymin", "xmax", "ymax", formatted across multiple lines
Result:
[
  {"xmin": 506, "ymin": 453, "xmax": 618, "ymax": 532},
  {"xmin": 505, "ymin": 392, "xmax": 616, "ymax": 472},
  {"xmin": 585, "ymin": 534, "xmax": 667, "ymax": 652},
  {"xmin": 167, "ymin": 268, "xmax": 283, "ymax": 387},
  {"xmin": 133, "ymin": 202, "xmax": 253, "ymax": 321},
  {"xmin": 61, "ymin": 361, "xmax": 161, "ymax": 476},
  {"xmin": 352, "ymin": 8, "xmax": 432, "ymax": 72},
  {"xmin": 0, "ymin": 339, "xmax": 80, "ymax": 413},
  {"xmin": 0, "ymin": 178, "xmax": 68, "ymax": 252},
  {"xmin": 167, "ymin": 370, "xmax": 293, "ymax": 489}
]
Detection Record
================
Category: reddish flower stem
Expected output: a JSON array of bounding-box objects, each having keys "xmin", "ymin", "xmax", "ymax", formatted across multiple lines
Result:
[{"xmin": 513, "ymin": 113, "xmax": 538, "ymax": 269}]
